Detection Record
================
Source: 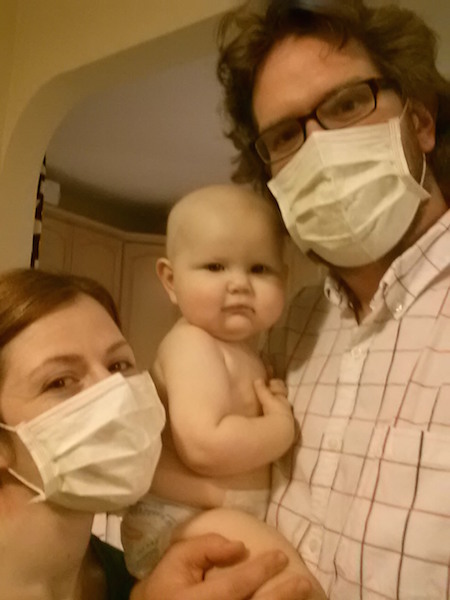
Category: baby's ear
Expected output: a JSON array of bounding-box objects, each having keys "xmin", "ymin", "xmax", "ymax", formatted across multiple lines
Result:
[{"xmin": 155, "ymin": 258, "xmax": 178, "ymax": 305}]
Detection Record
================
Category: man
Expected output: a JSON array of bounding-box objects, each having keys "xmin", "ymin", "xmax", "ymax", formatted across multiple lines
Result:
[{"xmin": 217, "ymin": 0, "xmax": 450, "ymax": 598}]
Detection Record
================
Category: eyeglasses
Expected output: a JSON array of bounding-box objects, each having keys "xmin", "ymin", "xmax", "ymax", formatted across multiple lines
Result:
[{"xmin": 254, "ymin": 78, "xmax": 395, "ymax": 165}]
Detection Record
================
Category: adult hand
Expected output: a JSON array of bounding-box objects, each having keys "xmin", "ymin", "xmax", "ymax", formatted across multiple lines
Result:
[{"xmin": 130, "ymin": 533, "xmax": 310, "ymax": 600}]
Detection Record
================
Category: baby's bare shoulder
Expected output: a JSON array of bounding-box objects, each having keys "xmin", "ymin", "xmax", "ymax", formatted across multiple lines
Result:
[
  {"xmin": 157, "ymin": 320, "xmax": 222, "ymax": 364},
  {"xmin": 164, "ymin": 319, "xmax": 217, "ymax": 344}
]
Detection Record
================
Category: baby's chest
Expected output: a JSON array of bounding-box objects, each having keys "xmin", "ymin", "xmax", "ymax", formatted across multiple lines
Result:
[{"xmin": 222, "ymin": 344, "xmax": 267, "ymax": 415}]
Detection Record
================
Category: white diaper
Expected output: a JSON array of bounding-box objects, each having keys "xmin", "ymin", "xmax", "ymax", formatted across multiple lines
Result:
[
  {"xmin": 121, "ymin": 494, "xmax": 201, "ymax": 578},
  {"xmin": 122, "ymin": 487, "xmax": 270, "ymax": 578},
  {"xmin": 222, "ymin": 487, "xmax": 270, "ymax": 520}
]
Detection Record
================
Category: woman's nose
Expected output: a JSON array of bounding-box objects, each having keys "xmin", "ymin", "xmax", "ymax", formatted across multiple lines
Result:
[{"xmin": 86, "ymin": 365, "xmax": 113, "ymax": 387}]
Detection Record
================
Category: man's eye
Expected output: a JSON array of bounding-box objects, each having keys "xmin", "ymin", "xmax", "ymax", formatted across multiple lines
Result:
[
  {"xmin": 205, "ymin": 263, "xmax": 224, "ymax": 272},
  {"xmin": 335, "ymin": 98, "xmax": 356, "ymax": 114},
  {"xmin": 324, "ymin": 86, "xmax": 373, "ymax": 122},
  {"xmin": 270, "ymin": 123, "xmax": 300, "ymax": 152}
]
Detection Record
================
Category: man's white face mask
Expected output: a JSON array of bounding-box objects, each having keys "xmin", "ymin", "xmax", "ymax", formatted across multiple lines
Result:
[
  {"xmin": 268, "ymin": 108, "xmax": 430, "ymax": 268},
  {"xmin": 0, "ymin": 371, "xmax": 165, "ymax": 513}
]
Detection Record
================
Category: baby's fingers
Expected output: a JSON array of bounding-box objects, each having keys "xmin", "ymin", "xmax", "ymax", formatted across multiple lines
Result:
[{"xmin": 268, "ymin": 378, "xmax": 288, "ymax": 397}]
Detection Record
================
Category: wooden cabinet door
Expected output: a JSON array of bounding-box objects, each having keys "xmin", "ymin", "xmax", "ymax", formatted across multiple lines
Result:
[
  {"xmin": 71, "ymin": 225, "xmax": 123, "ymax": 306},
  {"xmin": 38, "ymin": 215, "xmax": 73, "ymax": 273},
  {"xmin": 120, "ymin": 241, "xmax": 178, "ymax": 370}
]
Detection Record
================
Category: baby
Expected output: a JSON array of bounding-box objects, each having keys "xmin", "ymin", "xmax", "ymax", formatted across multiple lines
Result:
[{"xmin": 122, "ymin": 184, "xmax": 296, "ymax": 578}]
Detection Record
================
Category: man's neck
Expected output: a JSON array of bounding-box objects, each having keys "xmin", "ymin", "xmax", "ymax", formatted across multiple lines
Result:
[{"xmin": 333, "ymin": 258, "xmax": 390, "ymax": 322}]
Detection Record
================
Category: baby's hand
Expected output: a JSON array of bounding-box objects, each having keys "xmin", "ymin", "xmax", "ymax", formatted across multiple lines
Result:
[
  {"xmin": 254, "ymin": 378, "xmax": 290, "ymax": 415},
  {"xmin": 254, "ymin": 378, "xmax": 297, "ymax": 452}
]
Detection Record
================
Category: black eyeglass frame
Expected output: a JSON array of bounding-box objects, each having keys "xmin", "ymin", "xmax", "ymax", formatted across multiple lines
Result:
[{"xmin": 254, "ymin": 77, "xmax": 397, "ymax": 165}]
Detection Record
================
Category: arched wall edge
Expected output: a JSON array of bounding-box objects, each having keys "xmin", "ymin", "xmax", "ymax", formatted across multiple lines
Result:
[{"xmin": 0, "ymin": 11, "xmax": 228, "ymax": 271}]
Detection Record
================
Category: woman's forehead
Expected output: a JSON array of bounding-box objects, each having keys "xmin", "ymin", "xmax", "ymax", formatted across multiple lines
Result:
[{"xmin": 2, "ymin": 295, "xmax": 119, "ymax": 366}]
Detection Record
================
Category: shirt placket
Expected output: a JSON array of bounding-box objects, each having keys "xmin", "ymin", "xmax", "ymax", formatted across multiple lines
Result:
[{"xmin": 303, "ymin": 322, "xmax": 370, "ymax": 567}]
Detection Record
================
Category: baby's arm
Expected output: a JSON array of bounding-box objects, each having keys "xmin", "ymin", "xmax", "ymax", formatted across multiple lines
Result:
[{"xmin": 157, "ymin": 325, "xmax": 295, "ymax": 477}]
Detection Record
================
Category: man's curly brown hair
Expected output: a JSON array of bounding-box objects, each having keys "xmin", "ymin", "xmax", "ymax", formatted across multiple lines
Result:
[{"xmin": 217, "ymin": 0, "xmax": 450, "ymax": 196}]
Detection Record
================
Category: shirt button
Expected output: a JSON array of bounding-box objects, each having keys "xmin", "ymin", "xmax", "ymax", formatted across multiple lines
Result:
[{"xmin": 394, "ymin": 303, "xmax": 403, "ymax": 314}]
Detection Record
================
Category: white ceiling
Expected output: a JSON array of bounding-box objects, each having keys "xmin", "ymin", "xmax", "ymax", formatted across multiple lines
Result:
[
  {"xmin": 46, "ymin": 48, "xmax": 235, "ymax": 207},
  {"xmin": 46, "ymin": 1, "xmax": 449, "ymax": 215}
]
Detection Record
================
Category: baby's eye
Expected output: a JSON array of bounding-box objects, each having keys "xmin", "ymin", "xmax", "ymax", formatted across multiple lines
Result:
[
  {"xmin": 205, "ymin": 263, "xmax": 225, "ymax": 272},
  {"xmin": 251, "ymin": 264, "xmax": 270, "ymax": 274}
]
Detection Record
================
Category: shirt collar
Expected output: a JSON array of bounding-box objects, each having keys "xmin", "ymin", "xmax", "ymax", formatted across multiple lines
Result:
[{"xmin": 324, "ymin": 209, "xmax": 450, "ymax": 318}]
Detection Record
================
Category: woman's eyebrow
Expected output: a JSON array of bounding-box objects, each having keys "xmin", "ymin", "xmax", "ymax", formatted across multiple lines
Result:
[
  {"xmin": 105, "ymin": 339, "xmax": 134, "ymax": 355},
  {"xmin": 27, "ymin": 339, "xmax": 133, "ymax": 379},
  {"xmin": 28, "ymin": 355, "xmax": 84, "ymax": 378}
]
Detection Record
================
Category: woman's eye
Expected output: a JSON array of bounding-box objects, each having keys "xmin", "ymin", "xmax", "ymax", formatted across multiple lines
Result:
[
  {"xmin": 47, "ymin": 379, "xmax": 67, "ymax": 390},
  {"xmin": 109, "ymin": 360, "xmax": 135, "ymax": 374},
  {"xmin": 42, "ymin": 376, "xmax": 77, "ymax": 393}
]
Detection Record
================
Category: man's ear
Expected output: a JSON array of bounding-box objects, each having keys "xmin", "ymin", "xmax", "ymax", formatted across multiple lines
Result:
[
  {"xmin": 409, "ymin": 100, "xmax": 437, "ymax": 154},
  {"xmin": 156, "ymin": 258, "xmax": 178, "ymax": 305}
]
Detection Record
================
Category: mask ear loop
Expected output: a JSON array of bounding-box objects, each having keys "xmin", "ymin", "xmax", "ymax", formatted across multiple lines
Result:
[
  {"xmin": 399, "ymin": 99, "xmax": 410, "ymax": 121},
  {"xmin": 398, "ymin": 99, "xmax": 428, "ymax": 188},
  {"xmin": 6, "ymin": 467, "xmax": 46, "ymax": 503},
  {"xmin": 419, "ymin": 153, "xmax": 427, "ymax": 187},
  {"xmin": 0, "ymin": 422, "xmax": 46, "ymax": 503}
]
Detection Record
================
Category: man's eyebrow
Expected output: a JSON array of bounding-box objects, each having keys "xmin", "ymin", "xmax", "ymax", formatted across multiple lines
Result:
[{"xmin": 257, "ymin": 74, "xmax": 378, "ymax": 133}]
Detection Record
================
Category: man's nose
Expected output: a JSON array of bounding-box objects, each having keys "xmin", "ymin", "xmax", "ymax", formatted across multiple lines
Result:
[{"xmin": 304, "ymin": 117, "xmax": 325, "ymax": 139}]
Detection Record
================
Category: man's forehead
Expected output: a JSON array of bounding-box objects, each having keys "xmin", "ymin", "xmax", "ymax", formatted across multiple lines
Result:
[{"xmin": 252, "ymin": 34, "xmax": 379, "ymax": 130}]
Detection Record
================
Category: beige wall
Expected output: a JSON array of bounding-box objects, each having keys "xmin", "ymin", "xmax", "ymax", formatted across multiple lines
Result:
[
  {"xmin": 0, "ymin": 0, "xmax": 238, "ymax": 270},
  {"xmin": 0, "ymin": 0, "xmax": 17, "ymax": 160}
]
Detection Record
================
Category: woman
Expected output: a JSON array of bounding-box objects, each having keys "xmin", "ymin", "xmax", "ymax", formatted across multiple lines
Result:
[{"xmin": 0, "ymin": 268, "xmax": 306, "ymax": 600}]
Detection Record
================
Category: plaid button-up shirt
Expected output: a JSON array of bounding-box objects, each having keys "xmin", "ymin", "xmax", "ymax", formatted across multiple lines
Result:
[{"xmin": 265, "ymin": 210, "xmax": 450, "ymax": 599}]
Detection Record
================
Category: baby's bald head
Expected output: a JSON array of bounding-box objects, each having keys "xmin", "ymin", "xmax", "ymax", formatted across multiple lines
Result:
[{"xmin": 166, "ymin": 184, "xmax": 284, "ymax": 260}]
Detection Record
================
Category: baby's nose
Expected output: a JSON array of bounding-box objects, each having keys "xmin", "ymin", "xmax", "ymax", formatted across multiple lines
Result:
[{"xmin": 227, "ymin": 271, "xmax": 251, "ymax": 293}]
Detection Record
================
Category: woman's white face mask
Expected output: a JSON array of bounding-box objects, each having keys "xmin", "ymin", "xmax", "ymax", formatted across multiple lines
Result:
[
  {"xmin": 268, "ymin": 108, "xmax": 430, "ymax": 268},
  {"xmin": 0, "ymin": 371, "xmax": 165, "ymax": 513}
]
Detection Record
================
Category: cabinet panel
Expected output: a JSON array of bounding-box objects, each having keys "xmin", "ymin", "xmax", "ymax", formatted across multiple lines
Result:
[
  {"xmin": 38, "ymin": 216, "xmax": 73, "ymax": 273},
  {"xmin": 121, "ymin": 242, "xmax": 178, "ymax": 370},
  {"xmin": 39, "ymin": 208, "xmax": 175, "ymax": 370},
  {"xmin": 71, "ymin": 226, "xmax": 123, "ymax": 306}
]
